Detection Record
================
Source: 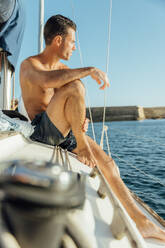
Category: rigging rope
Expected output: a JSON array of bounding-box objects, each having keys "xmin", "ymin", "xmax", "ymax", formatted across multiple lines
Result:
[
  {"xmin": 105, "ymin": 125, "xmax": 111, "ymax": 156},
  {"xmin": 111, "ymin": 152, "xmax": 165, "ymax": 187},
  {"xmin": 100, "ymin": 0, "xmax": 113, "ymax": 151},
  {"xmin": 70, "ymin": 0, "xmax": 96, "ymax": 142}
]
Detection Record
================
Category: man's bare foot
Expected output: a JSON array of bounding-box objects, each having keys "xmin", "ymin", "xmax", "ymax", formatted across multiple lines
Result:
[
  {"xmin": 138, "ymin": 219, "xmax": 165, "ymax": 242},
  {"xmin": 74, "ymin": 138, "xmax": 96, "ymax": 168},
  {"xmin": 77, "ymin": 147, "xmax": 96, "ymax": 168}
]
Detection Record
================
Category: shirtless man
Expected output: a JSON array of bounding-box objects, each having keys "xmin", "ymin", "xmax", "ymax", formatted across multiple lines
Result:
[{"xmin": 20, "ymin": 15, "xmax": 165, "ymax": 241}]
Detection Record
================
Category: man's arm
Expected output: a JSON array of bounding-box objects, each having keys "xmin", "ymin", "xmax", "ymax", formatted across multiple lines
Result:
[{"xmin": 20, "ymin": 58, "xmax": 110, "ymax": 90}]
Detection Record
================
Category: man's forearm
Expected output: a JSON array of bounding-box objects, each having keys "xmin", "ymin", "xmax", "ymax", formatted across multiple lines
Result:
[{"xmin": 43, "ymin": 67, "xmax": 95, "ymax": 88}]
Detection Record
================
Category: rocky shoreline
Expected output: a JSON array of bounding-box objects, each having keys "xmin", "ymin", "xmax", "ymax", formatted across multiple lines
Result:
[{"xmin": 86, "ymin": 106, "xmax": 165, "ymax": 122}]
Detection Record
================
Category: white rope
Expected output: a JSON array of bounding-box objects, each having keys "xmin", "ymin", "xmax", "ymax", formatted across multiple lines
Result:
[
  {"xmin": 70, "ymin": 0, "xmax": 96, "ymax": 142},
  {"xmin": 105, "ymin": 125, "xmax": 111, "ymax": 156},
  {"xmin": 100, "ymin": 0, "xmax": 112, "ymax": 149}
]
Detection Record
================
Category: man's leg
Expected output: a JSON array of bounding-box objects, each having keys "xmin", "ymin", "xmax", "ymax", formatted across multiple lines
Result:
[
  {"xmin": 46, "ymin": 79, "xmax": 96, "ymax": 167},
  {"xmin": 78, "ymin": 136, "xmax": 165, "ymax": 241},
  {"xmin": 46, "ymin": 79, "xmax": 85, "ymax": 137},
  {"xmin": 46, "ymin": 79, "xmax": 165, "ymax": 241}
]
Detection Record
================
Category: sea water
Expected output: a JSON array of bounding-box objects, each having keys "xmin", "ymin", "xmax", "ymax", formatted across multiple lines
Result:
[{"xmin": 87, "ymin": 119, "xmax": 165, "ymax": 220}]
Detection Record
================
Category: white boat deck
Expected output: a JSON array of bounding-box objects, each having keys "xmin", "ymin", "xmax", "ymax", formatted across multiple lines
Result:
[{"xmin": 0, "ymin": 132, "xmax": 165, "ymax": 248}]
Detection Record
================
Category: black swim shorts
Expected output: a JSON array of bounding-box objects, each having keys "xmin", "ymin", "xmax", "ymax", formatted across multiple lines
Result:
[{"xmin": 30, "ymin": 112, "xmax": 77, "ymax": 152}]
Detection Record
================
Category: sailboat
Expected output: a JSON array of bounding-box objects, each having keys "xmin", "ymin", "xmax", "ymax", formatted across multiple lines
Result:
[{"xmin": 0, "ymin": 1, "xmax": 165, "ymax": 247}]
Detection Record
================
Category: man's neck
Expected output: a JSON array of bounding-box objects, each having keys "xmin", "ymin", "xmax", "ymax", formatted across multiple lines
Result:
[{"xmin": 39, "ymin": 47, "xmax": 60, "ymax": 70}]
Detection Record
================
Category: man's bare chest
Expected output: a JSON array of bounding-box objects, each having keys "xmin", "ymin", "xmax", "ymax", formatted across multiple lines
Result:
[{"xmin": 41, "ymin": 87, "xmax": 54, "ymax": 99}]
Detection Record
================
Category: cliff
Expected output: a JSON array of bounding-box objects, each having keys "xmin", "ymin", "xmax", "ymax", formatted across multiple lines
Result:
[{"xmin": 86, "ymin": 106, "xmax": 165, "ymax": 122}]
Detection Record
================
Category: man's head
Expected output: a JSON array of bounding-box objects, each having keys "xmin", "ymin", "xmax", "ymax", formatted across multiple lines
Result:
[
  {"xmin": 44, "ymin": 15, "xmax": 76, "ymax": 60},
  {"xmin": 44, "ymin": 15, "xmax": 76, "ymax": 45}
]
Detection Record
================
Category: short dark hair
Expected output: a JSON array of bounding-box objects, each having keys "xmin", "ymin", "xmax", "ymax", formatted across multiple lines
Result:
[{"xmin": 44, "ymin": 15, "xmax": 77, "ymax": 45}]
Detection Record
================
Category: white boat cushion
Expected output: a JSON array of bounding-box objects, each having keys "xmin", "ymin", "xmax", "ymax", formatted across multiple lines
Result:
[{"xmin": 0, "ymin": 110, "xmax": 34, "ymax": 137}]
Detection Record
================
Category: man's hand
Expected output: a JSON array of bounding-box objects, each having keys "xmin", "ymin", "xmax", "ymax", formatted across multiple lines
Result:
[{"xmin": 90, "ymin": 68, "xmax": 110, "ymax": 90}]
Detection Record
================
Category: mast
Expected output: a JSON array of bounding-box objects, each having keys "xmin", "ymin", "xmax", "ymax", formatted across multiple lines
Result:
[
  {"xmin": 38, "ymin": 0, "xmax": 44, "ymax": 53},
  {"xmin": 0, "ymin": 52, "xmax": 13, "ymax": 110}
]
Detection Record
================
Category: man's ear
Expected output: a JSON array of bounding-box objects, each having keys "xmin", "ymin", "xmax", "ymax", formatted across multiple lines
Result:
[{"xmin": 52, "ymin": 35, "xmax": 63, "ymax": 47}]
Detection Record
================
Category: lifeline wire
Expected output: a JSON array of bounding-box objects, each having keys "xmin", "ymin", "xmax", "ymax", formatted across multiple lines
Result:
[{"xmin": 111, "ymin": 152, "xmax": 165, "ymax": 187}]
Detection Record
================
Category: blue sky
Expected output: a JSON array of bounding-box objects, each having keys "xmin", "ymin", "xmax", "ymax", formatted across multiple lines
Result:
[{"xmin": 15, "ymin": 0, "xmax": 165, "ymax": 107}]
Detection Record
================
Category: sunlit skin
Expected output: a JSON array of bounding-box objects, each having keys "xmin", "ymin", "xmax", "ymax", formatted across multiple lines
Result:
[{"xmin": 20, "ymin": 26, "xmax": 165, "ymax": 242}]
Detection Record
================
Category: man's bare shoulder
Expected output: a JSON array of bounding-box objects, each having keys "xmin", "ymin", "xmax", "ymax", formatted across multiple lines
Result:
[
  {"xmin": 21, "ymin": 55, "xmax": 41, "ymax": 72},
  {"xmin": 20, "ymin": 55, "xmax": 43, "ymax": 87}
]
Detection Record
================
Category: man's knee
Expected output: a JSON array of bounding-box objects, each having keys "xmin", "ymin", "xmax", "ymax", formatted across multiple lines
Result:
[
  {"xmin": 68, "ymin": 79, "xmax": 85, "ymax": 97},
  {"xmin": 51, "ymin": 79, "xmax": 85, "ymax": 101}
]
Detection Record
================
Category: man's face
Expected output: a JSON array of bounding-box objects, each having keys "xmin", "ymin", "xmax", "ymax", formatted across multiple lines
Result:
[{"xmin": 60, "ymin": 28, "xmax": 76, "ymax": 60}]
